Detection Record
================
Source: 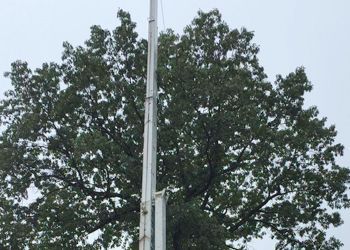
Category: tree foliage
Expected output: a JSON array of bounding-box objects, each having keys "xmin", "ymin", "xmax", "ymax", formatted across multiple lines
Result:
[{"xmin": 0, "ymin": 9, "xmax": 349, "ymax": 249}]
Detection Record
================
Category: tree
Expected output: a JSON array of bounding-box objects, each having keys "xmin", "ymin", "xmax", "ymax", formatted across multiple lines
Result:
[{"xmin": 0, "ymin": 9, "xmax": 349, "ymax": 249}]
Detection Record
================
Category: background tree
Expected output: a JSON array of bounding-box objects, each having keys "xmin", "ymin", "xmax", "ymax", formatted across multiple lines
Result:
[{"xmin": 0, "ymin": 9, "xmax": 349, "ymax": 249}]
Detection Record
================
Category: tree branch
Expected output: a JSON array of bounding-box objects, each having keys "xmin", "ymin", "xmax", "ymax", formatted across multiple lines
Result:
[{"xmin": 230, "ymin": 190, "xmax": 283, "ymax": 233}]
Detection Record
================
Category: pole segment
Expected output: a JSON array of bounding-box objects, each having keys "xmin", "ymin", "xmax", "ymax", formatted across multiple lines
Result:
[
  {"xmin": 139, "ymin": 0, "xmax": 158, "ymax": 249},
  {"xmin": 155, "ymin": 190, "xmax": 167, "ymax": 250}
]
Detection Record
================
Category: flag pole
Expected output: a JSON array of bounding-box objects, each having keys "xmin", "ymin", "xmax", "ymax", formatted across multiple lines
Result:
[{"xmin": 139, "ymin": 0, "xmax": 159, "ymax": 249}]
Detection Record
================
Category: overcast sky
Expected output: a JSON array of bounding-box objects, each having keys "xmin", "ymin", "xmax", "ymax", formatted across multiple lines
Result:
[{"xmin": 0, "ymin": 0, "xmax": 349, "ymax": 249}]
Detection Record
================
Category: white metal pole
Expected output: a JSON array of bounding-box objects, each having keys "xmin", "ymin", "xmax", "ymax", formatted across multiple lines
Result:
[
  {"xmin": 139, "ymin": 0, "xmax": 158, "ymax": 249},
  {"xmin": 155, "ymin": 190, "xmax": 167, "ymax": 250}
]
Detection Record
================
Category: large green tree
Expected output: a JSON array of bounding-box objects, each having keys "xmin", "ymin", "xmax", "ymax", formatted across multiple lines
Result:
[{"xmin": 0, "ymin": 9, "xmax": 349, "ymax": 249}]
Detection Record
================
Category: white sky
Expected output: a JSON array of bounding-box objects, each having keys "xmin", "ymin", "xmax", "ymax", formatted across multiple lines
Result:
[{"xmin": 0, "ymin": 0, "xmax": 349, "ymax": 249}]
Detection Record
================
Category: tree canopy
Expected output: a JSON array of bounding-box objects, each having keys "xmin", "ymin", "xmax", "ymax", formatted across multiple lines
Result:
[{"xmin": 0, "ymin": 9, "xmax": 349, "ymax": 249}]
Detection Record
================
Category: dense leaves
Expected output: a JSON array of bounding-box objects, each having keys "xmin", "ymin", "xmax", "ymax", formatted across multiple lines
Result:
[{"xmin": 0, "ymin": 9, "xmax": 349, "ymax": 249}]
